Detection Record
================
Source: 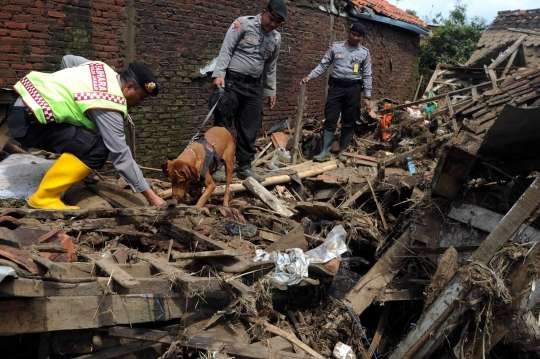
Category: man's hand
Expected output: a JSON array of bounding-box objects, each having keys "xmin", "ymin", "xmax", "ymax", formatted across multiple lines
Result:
[
  {"xmin": 300, "ymin": 76, "xmax": 310, "ymax": 85},
  {"xmin": 363, "ymin": 98, "xmax": 372, "ymax": 112},
  {"xmin": 268, "ymin": 95, "xmax": 277, "ymax": 109},
  {"xmin": 213, "ymin": 77, "xmax": 225, "ymax": 88},
  {"xmin": 142, "ymin": 188, "xmax": 166, "ymax": 207}
]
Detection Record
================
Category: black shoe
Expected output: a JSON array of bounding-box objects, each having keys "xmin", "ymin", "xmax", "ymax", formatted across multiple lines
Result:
[{"xmin": 236, "ymin": 167, "xmax": 264, "ymax": 182}]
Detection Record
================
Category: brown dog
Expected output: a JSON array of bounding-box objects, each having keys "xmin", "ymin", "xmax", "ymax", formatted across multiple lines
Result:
[{"xmin": 162, "ymin": 127, "xmax": 235, "ymax": 208}]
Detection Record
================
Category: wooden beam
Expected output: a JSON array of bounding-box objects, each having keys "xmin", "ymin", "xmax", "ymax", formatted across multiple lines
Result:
[
  {"xmin": 448, "ymin": 203, "xmax": 540, "ymax": 242},
  {"xmin": 0, "ymin": 294, "xmax": 188, "ymax": 334},
  {"xmin": 367, "ymin": 177, "xmax": 388, "ymax": 231},
  {"xmin": 243, "ymin": 177, "xmax": 294, "ymax": 217},
  {"xmin": 365, "ymin": 307, "xmax": 389, "ymax": 359},
  {"xmin": 108, "ymin": 326, "xmax": 312, "ymax": 359},
  {"xmin": 502, "ymin": 47, "xmax": 519, "ymax": 77},
  {"xmin": 0, "ymin": 277, "xmax": 219, "ymax": 297},
  {"xmin": 345, "ymin": 231, "xmax": 411, "ymax": 315},
  {"xmin": 80, "ymin": 253, "xmax": 140, "ymax": 288},
  {"xmin": 74, "ymin": 342, "xmax": 160, "ymax": 359},
  {"xmin": 292, "ymin": 83, "xmax": 306, "ymax": 164},
  {"xmin": 260, "ymin": 321, "xmax": 324, "ymax": 359},
  {"xmin": 488, "ymin": 35, "xmax": 527, "ymax": 69},
  {"xmin": 171, "ymin": 249, "xmax": 240, "ymax": 260},
  {"xmin": 340, "ymin": 184, "xmax": 369, "ymax": 209},
  {"xmin": 380, "ymin": 78, "xmax": 506, "ymax": 114},
  {"xmin": 159, "ymin": 160, "xmax": 338, "ymax": 198}
]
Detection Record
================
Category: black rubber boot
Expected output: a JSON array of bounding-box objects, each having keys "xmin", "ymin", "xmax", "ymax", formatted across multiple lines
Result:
[
  {"xmin": 236, "ymin": 165, "xmax": 264, "ymax": 182},
  {"xmin": 313, "ymin": 130, "xmax": 334, "ymax": 162},
  {"xmin": 339, "ymin": 126, "xmax": 354, "ymax": 152}
]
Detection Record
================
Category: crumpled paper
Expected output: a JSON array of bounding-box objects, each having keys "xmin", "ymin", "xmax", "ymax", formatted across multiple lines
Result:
[{"xmin": 254, "ymin": 225, "xmax": 349, "ymax": 287}]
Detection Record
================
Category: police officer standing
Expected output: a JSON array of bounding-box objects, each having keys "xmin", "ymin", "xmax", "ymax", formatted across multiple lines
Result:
[
  {"xmin": 302, "ymin": 23, "xmax": 373, "ymax": 161},
  {"xmin": 7, "ymin": 55, "xmax": 165, "ymax": 209},
  {"xmin": 212, "ymin": 0, "xmax": 287, "ymax": 180}
]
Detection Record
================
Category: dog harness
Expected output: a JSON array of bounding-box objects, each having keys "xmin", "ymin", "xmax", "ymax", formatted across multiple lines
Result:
[{"xmin": 196, "ymin": 138, "xmax": 223, "ymax": 179}]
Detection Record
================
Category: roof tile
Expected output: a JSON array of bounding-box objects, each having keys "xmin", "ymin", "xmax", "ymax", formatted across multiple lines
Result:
[{"xmin": 351, "ymin": 0, "xmax": 427, "ymax": 28}]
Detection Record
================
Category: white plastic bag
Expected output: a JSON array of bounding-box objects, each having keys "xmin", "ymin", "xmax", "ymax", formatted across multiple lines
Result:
[
  {"xmin": 0, "ymin": 154, "xmax": 53, "ymax": 199},
  {"xmin": 306, "ymin": 225, "xmax": 348, "ymax": 264},
  {"xmin": 333, "ymin": 342, "xmax": 356, "ymax": 359}
]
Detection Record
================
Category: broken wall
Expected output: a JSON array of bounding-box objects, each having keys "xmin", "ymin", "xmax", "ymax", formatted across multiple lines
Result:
[{"xmin": 0, "ymin": 0, "xmax": 420, "ymax": 166}]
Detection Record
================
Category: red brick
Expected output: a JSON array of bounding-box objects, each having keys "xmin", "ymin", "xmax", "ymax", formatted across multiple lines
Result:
[
  {"xmin": 12, "ymin": 14, "xmax": 33, "ymax": 23},
  {"xmin": 4, "ymin": 21, "xmax": 27, "ymax": 30},
  {"xmin": 9, "ymin": 30, "xmax": 30, "ymax": 38},
  {"xmin": 28, "ymin": 23, "xmax": 48, "ymax": 32},
  {"xmin": 47, "ymin": 10, "xmax": 65, "ymax": 19}
]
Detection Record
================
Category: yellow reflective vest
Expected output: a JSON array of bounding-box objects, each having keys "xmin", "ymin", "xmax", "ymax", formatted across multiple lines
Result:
[{"xmin": 13, "ymin": 61, "xmax": 128, "ymax": 131}]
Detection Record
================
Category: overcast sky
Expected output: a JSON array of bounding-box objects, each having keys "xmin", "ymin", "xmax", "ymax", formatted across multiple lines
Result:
[{"xmin": 389, "ymin": 0, "xmax": 539, "ymax": 24}]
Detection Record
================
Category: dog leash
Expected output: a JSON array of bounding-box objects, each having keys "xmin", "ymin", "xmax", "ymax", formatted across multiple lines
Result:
[{"xmin": 187, "ymin": 86, "xmax": 225, "ymax": 146}]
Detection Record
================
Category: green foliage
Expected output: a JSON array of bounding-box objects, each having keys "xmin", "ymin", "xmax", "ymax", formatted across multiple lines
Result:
[{"xmin": 420, "ymin": 4, "xmax": 486, "ymax": 71}]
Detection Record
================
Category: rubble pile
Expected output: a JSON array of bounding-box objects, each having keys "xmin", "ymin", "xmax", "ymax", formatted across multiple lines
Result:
[{"xmin": 0, "ymin": 57, "xmax": 539, "ymax": 359}]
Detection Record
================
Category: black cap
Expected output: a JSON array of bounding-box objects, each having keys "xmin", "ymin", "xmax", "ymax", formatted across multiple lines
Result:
[
  {"xmin": 267, "ymin": 0, "xmax": 287, "ymax": 20},
  {"xmin": 127, "ymin": 62, "xmax": 159, "ymax": 96},
  {"xmin": 350, "ymin": 23, "xmax": 366, "ymax": 36}
]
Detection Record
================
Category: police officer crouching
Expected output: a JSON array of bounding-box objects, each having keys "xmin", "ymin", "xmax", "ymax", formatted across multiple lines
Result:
[
  {"xmin": 211, "ymin": 0, "xmax": 287, "ymax": 181},
  {"xmin": 302, "ymin": 23, "xmax": 373, "ymax": 161},
  {"xmin": 7, "ymin": 55, "xmax": 165, "ymax": 209}
]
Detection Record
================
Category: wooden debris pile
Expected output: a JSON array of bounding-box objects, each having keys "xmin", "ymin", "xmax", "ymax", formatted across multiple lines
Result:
[{"xmin": 0, "ymin": 45, "xmax": 538, "ymax": 357}]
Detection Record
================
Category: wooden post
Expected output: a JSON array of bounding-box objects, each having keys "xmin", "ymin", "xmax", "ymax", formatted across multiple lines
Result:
[
  {"xmin": 413, "ymin": 74, "xmax": 424, "ymax": 101},
  {"xmin": 292, "ymin": 83, "xmax": 306, "ymax": 164}
]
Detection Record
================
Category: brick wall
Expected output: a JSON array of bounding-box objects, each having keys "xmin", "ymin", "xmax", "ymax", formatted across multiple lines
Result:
[{"xmin": 0, "ymin": 0, "xmax": 420, "ymax": 166}]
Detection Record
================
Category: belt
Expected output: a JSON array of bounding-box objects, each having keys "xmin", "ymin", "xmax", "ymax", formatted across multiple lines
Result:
[
  {"xmin": 226, "ymin": 70, "xmax": 261, "ymax": 84},
  {"xmin": 329, "ymin": 77, "xmax": 363, "ymax": 87}
]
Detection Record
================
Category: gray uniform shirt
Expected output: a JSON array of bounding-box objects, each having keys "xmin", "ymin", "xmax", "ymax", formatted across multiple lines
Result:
[
  {"xmin": 60, "ymin": 55, "xmax": 149, "ymax": 193},
  {"xmin": 307, "ymin": 41, "xmax": 373, "ymax": 97},
  {"xmin": 212, "ymin": 15, "xmax": 281, "ymax": 97}
]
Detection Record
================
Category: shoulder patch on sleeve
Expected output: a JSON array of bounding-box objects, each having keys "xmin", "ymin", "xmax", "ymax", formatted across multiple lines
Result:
[{"xmin": 230, "ymin": 19, "xmax": 242, "ymax": 32}]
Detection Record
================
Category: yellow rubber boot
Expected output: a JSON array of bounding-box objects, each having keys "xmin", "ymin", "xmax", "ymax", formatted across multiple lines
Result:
[{"xmin": 27, "ymin": 153, "xmax": 92, "ymax": 210}]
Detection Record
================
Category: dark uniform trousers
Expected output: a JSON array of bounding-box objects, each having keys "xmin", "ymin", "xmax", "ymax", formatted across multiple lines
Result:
[
  {"xmin": 212, "ymin": 70, "xmax": 263, "ymax": 168},
  {"xmin": 6, "ymin": 106, "xmax": 109, "ymax": 169},
  {"xmin": 324, "ymin": 77, "xmax": 363, "ymax": 146}
]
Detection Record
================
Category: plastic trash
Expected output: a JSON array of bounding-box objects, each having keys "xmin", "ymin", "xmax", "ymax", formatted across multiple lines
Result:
[
  {"xmin": 306, "ymin": 224, "xmax": 348, "ymax": 264},
  {"xmin": 333, "ymin": 342, "xmax": 356, "ymax": 359},
  {"xmin": 0, "ymin": 154, "xmax": 53, "ymax": 199},
  {"xmin": 254, "ymin": 248, "xmax": 309, "ymax": 286},
  {"xmin": 253, "ymin": 225, "xmax": 349, "ymax": 287},
  {"xmin": 406, "ymin": 156, "xmax": 417, "ymax": 175}
]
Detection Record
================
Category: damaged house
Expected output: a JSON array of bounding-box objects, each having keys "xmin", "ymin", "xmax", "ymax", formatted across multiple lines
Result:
[{"xmin": 0, "ymin": 2, "xmax": 538, "ymax": 359}]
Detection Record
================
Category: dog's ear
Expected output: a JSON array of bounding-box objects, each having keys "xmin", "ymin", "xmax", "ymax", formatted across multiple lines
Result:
[
  {"xmin": 161, "ymin": 160, "xmax": 170, "ymax": 178},
  {"xmin": 180, "ymin": 163, "xmax": 198, "ymax": 180}
]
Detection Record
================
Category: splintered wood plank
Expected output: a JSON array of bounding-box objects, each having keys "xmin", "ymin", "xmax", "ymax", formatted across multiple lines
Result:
[
  {"xmin": 243, "ymin": 177, "xmax": 295, "ymax": 217},
  {"xmin": 171, "ymin": 249, "xmax": 240, "ymax": 259},
  {"xmin": 74, "ymin": 342, "xmax": 160, "ymax": 359},
  {"xmin": 345, "ymin": 231, "xmax": 410, "ymax": 315},
  {"xmin": 0, "ymin": 277, "xmax": 173, "ymax": 297},
  {"xmin": 81, "ymin": 253, "xmax": 140, "ymax": 288},
  {"xmin": 292, "ymin": 83, "xmax": 306, "ymax": 164},
  {"xmin": 108, "ymin": 326, "xmax": 312, "ymax": 359},
  {"xmin": 137, "ymin": 252, "xmax": 213, "ymax": 292},
  {"xmin": 162, "ymin": 223, "xmax": 230, "ymax": 251},
  {"xmin": 448, "ymin": 203, "xmax": 540, "ymax": 243},
  {"xmin": 0, "ymin": 294, "xmax": 187, "ymax": 334}
]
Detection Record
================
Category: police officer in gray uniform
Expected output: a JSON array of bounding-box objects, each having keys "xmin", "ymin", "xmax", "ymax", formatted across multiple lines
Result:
[
  {"xmin": 302, "ymin": 23, "xmax": 373, "ymax": 161},
  {"xmin": 212, "ymin": 0, "xmax": 286, "ymax": 180}
]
